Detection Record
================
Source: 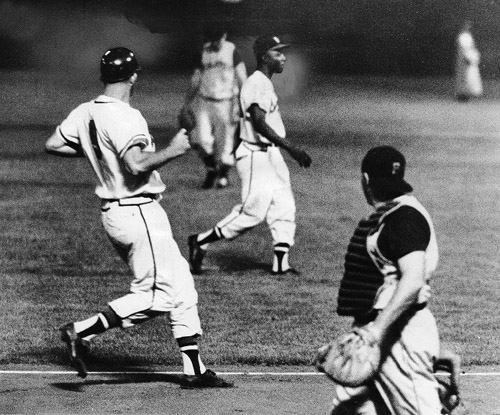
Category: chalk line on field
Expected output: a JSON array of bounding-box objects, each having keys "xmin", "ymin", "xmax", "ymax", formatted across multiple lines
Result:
[{"xmin": 0, "ymin": 370, "xmax": 499, "ymax": 377}]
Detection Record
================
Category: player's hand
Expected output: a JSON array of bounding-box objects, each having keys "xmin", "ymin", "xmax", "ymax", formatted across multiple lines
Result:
[
  {"xmin": 169, "ymin": 128, "xmax": 191, "ymax": 156},
  {"xmin": 288, "ymin": 147, "xmax": 312, "ymax": 168}
]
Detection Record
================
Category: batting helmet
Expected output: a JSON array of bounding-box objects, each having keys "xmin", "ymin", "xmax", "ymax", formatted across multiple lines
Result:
[{"xmin": 100, "ymin": 47, "xmax": 141, "ymax": 84}]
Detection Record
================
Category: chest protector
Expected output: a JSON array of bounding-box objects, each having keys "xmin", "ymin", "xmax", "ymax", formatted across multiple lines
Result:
[{"xmin": 337, "ymin": 195, "xmax": 438, "ymax": 317}]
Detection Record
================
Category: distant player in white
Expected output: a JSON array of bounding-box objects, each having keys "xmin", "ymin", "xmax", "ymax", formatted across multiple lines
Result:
[
  {"xmin": 455, "ymin": 20, "xmax": 483, "ymax": 102},
  {"xmin": 45, "ymin": 47, "xmax": 233, "ymax": 388},
  {"xmin": 188, "ymin": 36, "xmax": 312, "ymax": 275},
  {"xmin": 185, "ymin": 28, "xmax": 247, "ymax": 189}
]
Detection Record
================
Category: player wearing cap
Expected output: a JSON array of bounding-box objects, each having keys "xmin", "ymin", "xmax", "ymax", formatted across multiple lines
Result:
[
  {"xmin": 187, "ymin": 35, "xmax": 312, "ymax": 275},
  {"xmin": 329, "ymin": 146, "xmax": 442, "ymax": 414},
  {"xmin": 182, "ymin": 28, "xmax": 247, "ymax": 189},
  {"xmin": 44, "ymin": 47, "xmax": 233, "ymax": 388}
]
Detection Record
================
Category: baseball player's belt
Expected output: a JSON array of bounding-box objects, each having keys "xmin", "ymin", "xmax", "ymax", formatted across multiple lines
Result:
[
  {"xmin": 101, "ymin": 193, "xmax": 160, "ymax": 211},
  {"xmin": 354, "ymin": 302, "xmax": 427, "ymax": 325},
  {"xmin": 199, "ymin": 94, "xmax": 234, "ymax": 102},
  {"xmin": 242, "ymin": 141, "xmax": 274, "ymax": 152}
]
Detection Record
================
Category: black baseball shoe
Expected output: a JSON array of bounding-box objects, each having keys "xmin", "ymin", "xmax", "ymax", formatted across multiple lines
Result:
[
  {"xmin": 59, "ymin": 323, "xmax": 88, "ymax": 378},
  {"xmin": 202, "ymin": 169, "xmax": 218, "ymax": 189},
  {"xmin": 180, "ymin": 369, "xmax": 234, "ymax": 389},
  {"xmin": 271, "ymin": 267, "xmax": 301, "ymax": 276},
  {"xmin": 188, "ymin": 234, "xmax": 206, "ymax": 275}
]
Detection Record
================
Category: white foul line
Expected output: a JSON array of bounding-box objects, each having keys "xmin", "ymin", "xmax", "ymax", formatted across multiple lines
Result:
[{"xmin": 0, "ymin": 370, "xmax": 499, "ymax": 376}]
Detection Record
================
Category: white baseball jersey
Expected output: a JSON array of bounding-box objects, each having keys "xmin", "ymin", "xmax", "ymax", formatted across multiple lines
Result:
[
  {"xmin": 198, "ymin": 40, "xmax": 241, "ymax": 100},
  {"xmin": 57, "ymin": 95, "xmax": 166, "ymax": 199},
  {"xmin": 455, "ymin": 31, "xmax": 483, "ymax": 97},
  {"xmin": 239, "ymin": 70, "xmax": 286, "ymax": 145}
]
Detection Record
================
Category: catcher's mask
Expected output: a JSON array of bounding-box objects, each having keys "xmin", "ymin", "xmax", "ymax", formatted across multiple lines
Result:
[{"xmin": 100, "ymin": 47, "xmax": 141, "ymax": 84}]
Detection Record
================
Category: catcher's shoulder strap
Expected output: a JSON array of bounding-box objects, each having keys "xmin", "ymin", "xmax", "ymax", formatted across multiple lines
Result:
[{"xmin": 337, "ymin": 202, "xmax": 397, "ymax": 317}]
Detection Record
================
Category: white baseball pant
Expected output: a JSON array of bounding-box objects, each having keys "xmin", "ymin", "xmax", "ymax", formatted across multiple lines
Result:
[
  {"xmin": 216, "ymin": 142, "xmax": 296, "ymax": 246},
  {"xmin": 100, "ymin": 198, "xmax": 202, "ymax": 339},
  {"xmin": 331, "ymin": 308, "xmax": 441, "ymax": 415},
  {"xmin": 190, "ymin": 95, "xmax": 238, "ymax": 167}
]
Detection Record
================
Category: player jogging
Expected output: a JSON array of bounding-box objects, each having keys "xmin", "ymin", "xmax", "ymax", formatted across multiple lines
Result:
[
  {"xmin": 188, "ymin": 35, "xmax": 312, "ymax": 275},
  {"xmin": 182, "ymin": 27, "xmax": 247, "ymax": 189},
  {"xmin": 44, "ymin": 47, "xmax": 233, "ymax": 388}
]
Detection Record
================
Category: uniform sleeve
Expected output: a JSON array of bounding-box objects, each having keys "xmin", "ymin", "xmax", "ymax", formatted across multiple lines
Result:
[
  {"xmin": 106, "ymin": 110, "xmax": 150, "ymax": 158},
  {"xmin": 241, "ymin": 79, "xmax": 270, "ymax": 113},
  {"xmin": 378, "ymin": 206, "xmax": 430, "ymax": 261},
  {"xmin": 58, "ymin": 106, "xmax": 84, "ymax": 147}
]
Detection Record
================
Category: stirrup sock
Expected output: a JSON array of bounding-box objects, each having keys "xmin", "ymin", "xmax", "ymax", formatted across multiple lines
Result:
[
  {"xmin": 273, "ymin": 243, "xmax": 290, "ymax": 273},
  {"xmin": 178, "ymin": 338, "xmax": 206, "ymax": 376},
  {"xmin": 197, "ymin": 227, "xmax": 223, "ymax": 249}
]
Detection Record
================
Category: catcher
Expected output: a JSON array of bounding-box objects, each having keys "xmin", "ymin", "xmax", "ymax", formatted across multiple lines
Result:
[{"xmin": 316, "ymin": 146, "xmax": 457, "ymax": 414}]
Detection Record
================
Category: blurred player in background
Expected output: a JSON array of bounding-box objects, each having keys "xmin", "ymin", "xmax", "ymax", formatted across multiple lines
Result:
[
  {"xmin": 455, "ymin": 20, "xmax": 483, "ymax": 102},
  {"xmin": 45, "ymin": 47, "xmax": 233, "ymax": 388},
  {"xmin": 181, "ymin": 27, "xmax": 247, "ymax": 189},
  {"xmin": 187, "ymin": 35, "xmax": 311, "ymax": 276}
]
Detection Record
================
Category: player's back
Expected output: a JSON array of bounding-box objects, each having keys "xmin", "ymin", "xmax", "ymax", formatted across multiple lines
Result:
[{"xmin": 60, "ymin": 95, "xmax": 165, "ymax": 199}]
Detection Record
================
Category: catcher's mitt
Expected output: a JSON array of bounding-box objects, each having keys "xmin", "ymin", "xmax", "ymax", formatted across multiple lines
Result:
[{"xmin": 315, "ymin": 326, "xmax": 381, "ymax": 387}]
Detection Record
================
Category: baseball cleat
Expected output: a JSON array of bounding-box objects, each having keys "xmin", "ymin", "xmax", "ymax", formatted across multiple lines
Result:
[
  {"xmin": 202, "ymin": 169, "xmax": 218, "ymax": 189},
  {"xmin": 216, "ymin": 176, "xmax": 229, "ymax": 188},
  {"xmin": 180, "ymin": 369, "xmax": 234, "ymax": 389},
  {"xmin": 59, "ymin": 323, "xmax": 88, "ymax": 378},
  {"xmin": 188, "ymin": 234, "xmax": 206, "ymax": 275},
  {"xmin": 271, "ymin": 267, "xmax": 300, "ymax": 276}
]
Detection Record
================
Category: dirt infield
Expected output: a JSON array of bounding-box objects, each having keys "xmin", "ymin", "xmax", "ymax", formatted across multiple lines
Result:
[{"xmin": 1, "ymin": 366, "xmax": 500, "ymax": 414}]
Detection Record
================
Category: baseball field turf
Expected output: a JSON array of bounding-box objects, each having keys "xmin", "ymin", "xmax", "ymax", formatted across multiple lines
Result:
[{"xmin": 1, "ymin": 70, "xmax": 500, "ymax": 413}]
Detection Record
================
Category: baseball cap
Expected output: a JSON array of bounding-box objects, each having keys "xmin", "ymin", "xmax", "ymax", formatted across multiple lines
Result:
[
  {"xmin": 253, "ymin": 35, "xmax": 289, "ymax": 57},
  {"xmin": 361, "ymin": 146, "xmax": 413, "ymax": 196}
]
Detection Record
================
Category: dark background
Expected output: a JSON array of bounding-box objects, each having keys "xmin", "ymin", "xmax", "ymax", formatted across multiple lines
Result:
[{"xmin": 1, "ymin": 0, "xmax": 499, "ymax": 77}]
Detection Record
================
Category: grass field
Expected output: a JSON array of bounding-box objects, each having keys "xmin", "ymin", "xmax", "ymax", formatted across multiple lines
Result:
[{"xmin": 1, "ymin": 70, "xmax": 500, "ymax": 377}]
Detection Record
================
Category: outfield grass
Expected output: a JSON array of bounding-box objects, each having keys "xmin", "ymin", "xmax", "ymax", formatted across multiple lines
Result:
[{"xmin": 1, "ymin": 71, "xmax": 500, "ymax": 371}]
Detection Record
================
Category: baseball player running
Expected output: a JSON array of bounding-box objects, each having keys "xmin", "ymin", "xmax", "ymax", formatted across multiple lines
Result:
[
  {"xmin": 182, "ymin": 27, "xmax": 247, "ymax": 189},
  {"xmin": 330, "ymin": 146, "xmax": 443, "ymax": 414},
  {"xmin": 188, "ymin": 35, "xmax": 312, "ymax": 275},
  {"xmin": 44, "ymin": 47, "xmax": 233, "ymax": 388}
]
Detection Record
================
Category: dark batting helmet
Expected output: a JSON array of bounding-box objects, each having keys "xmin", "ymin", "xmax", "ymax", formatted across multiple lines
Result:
[{"xmin": 100, "ymin": 47, "xmax": 141, "ymax": 84}]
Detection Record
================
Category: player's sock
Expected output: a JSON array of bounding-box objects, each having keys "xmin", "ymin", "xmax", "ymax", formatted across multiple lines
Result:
[
  {"xmin": 272, "ymin": 243, "xmax": 291, "ymax": 273},
  {"xmin": 202, "ymin": 155, "xmax": 218, "ymax": 189},
  {"xmin": 203, "ymin": 154, "xmax": 217, "ymax": 169},
  {"xmin": 197, "ymin": 227, "xmax": 223, "ymax": 250},
  {"xmin": 75, "ymin": 307, "xmax": 120, "ymax": 340},
  {"xmin": 177, "ymin": 336, "xmax": 206, "ymax": 376}
]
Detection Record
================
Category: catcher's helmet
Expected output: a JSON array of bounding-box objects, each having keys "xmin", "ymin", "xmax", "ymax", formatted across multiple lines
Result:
[{"xmin": 100, "ymin": 47, "xmax": 141, "ymax": 84}]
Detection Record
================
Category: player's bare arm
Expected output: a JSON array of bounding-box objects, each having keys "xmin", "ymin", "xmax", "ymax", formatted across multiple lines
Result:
[
  {"xmin": 123, "ymin": 128, "xmax": 190, "ymax": 175},
  {"xmin": 235, "ymin": 61, "xmax": 247, "ymax": 88},
  {"xmin": 45, "ymin": 130, "xmax": 83, "ymax": 157},
  {"xmin": 248, "ymin": 104, "xmax": 312, "ymax": 168},
  {"xmin": 370, "ymin": 250, "xmax": 427, "ymax": 340}
]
